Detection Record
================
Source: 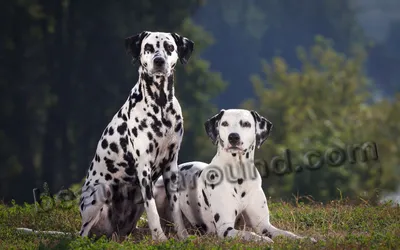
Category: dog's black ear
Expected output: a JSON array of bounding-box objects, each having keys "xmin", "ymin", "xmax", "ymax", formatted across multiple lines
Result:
[
  {"xmin": 171, "ymin": 33, "xmax": 194, "ymax": 65},
  {"xmin": 204, "ymin": 109, "xmax": 225, "ymax": 145},
  {"xmin": 250, "ymin": 110, "xmax": 273, "ymax": 149},
  {"xmin": 125, "ymin": 31, "xmax": 149, "ymax": 64}
]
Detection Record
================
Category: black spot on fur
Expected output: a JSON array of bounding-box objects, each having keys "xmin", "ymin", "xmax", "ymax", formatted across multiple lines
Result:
[
  {"xmin": 104, "ymin": 157, "xmax": 118, "ymax": 173},
  {"xmin": 152, "ymin": 105, "xmax": 159, "ymax": 114},
  {"xmin": 117, "ymin": 122, "xmax": 127, "ymax": 135},
  {"xmin": 224, "ymin": 227, "xmax": 233, "ymax": 237},
  {"xmin": 120, "ymin": 136, "xmax": 128, "ymax": 152},
  {"xmin": 140, "ymin": 119, "xmax": 148, "ymax": 129},
  {"xmin": 241, "ymin": 192, "xmax": 246, "ymax": 198},
  {"xmin": 262, "ymin": 229, "xmax": 272, "ymax": 238},
  {"xmin": 101, "ymin": 139, "xmax": 108, "ymax": 149},
  {"xmin": 214, "ymin": 213, "xmax": 220, "ymax": 222},
  {"xmin": 147, "ymin": 132, "xmax": 153, "ymax": 140},
  {"xmin": 108, "ymin": 127, "xmax": 114, "ymax": 135},
  {"xmin": 148, "ymin": 143, "xmax": 154, "ymax": 153},
  {"xmin": 171, "ymin": 173, "xmax": 177, "ymax": 183},
  {"xmin": 202, "ymin": 189, "xmax": 210, "ymax": 207},
  {"xmin": 105, "ymin": 174, "xmax": 112, "ymax": 181},
  {"xmin": 110, "ymin": 143, "xmax": 119, "ymax": 154},
  {"xmin": 145, "ymin": 185, "xmax": 152, "ymax": 200},
  {"xmin": 132, "ymin": 127, "xmax": 138, "ymax": 137},
  {"xmin": 238, "ymin": 178, "xmax": 243, "ymax": 185},
  {"xmin": 121, "ymin": 176, "xmax": 133, "ymax": 182},
  {"xmin": 174, "ymin": 122, "xmax": 182, "ymax": 132}
]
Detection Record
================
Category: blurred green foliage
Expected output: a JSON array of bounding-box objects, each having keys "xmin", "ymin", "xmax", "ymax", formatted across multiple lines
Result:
[{"xmin": 242, "ymin": 37, "xmax": 400, "ymax": 203}]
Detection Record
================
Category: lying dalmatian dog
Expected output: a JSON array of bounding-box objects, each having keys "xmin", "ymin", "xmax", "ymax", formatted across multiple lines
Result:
[
  {"xmin": 154, "ymin": 109, "xmax": 317, "ymax": 243},
  {"xmin": 78, "ymin": 31, "xmax": 194, "ymax": 241}
]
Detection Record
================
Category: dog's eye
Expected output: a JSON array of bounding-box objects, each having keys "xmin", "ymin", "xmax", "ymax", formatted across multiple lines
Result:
[
  {"xmin": 144, "ymin": 44, "xmax": 154, "ymax": 53},
  {"xmin": 221, "ymin": 121, "xmax": 228, "ymax": 127},
  {"xmin": 240, "ymin": 120, "xmax": 251, "ymax": 128},
  {"xmin": 168, "ymin": 44, "xmax": 174, "ymax": 52}
]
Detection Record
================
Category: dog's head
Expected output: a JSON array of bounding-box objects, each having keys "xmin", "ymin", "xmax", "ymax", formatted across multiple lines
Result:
[
  {"xmin": 125, "ymin": 31, "xmax": 194, "ymax": 76},
  {"xmin": 204, "ymin": 109, "xmax": 273, "ymax": 154}
]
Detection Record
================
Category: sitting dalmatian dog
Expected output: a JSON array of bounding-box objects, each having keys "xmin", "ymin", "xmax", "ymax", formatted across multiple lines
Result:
[
  {"xmin": 154, "ymin": 109, "xmax": 317, "ymax": 243},
  {"xmin": 78, "ymin": 31, "xmax": 194, "ymax": 241}
]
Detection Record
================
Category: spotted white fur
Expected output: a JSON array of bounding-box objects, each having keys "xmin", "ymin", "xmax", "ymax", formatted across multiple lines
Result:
[
  {"xmin": 154, "ymin": 109, "xmax": 317, "ymax": 243},
  {"xmin": 78, "ymin": 31, "xmax": 194, "ymax": 241}
]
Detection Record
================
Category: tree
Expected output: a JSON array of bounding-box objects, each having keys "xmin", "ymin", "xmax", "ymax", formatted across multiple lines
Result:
[
  {"xmin": 0, "ymin": 0, "xmax": 226, "ymax": 203},
  {"xmin": 241, "ymin": 36, "xmax": 400, "ymax": 203},
  {"xmin": 192, "ymin": 0, "xmax": 366, "ymax": 108}
]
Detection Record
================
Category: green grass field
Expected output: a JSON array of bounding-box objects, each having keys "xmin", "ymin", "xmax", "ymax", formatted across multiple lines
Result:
[{"xmin": 1, "ymin": 197, "xmax": 399, "ymax": 249}]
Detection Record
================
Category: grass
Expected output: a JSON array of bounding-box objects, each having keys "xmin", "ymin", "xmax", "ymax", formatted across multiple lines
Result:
[{"xmin": 0, "ymin": 196, "xmax": 399, "ymax": 250}]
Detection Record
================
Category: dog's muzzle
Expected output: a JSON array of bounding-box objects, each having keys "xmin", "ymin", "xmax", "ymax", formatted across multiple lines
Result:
[
  {"xmin": 153, "ymin": 57, "xmax": 165, "ymax": 68},
  {"xmin": 152, "ymin": 56, "xmax": 167, "ymax": 74},
  {"xmin": 226, "ymin": 133, "xmax": 243, "ymax": 151}
]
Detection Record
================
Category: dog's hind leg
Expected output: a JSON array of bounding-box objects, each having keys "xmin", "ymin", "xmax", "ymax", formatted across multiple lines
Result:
[{"xmin": 79, "ymin": 183, "xmax": 113, "ymax": 237}]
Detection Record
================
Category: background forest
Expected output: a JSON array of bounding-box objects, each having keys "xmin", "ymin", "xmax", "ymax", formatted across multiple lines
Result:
[{"xmin": 1, "ymin": 0, "xmax": 400, "ymax": 205}]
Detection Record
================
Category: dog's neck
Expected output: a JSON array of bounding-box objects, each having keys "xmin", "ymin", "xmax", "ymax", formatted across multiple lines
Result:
[
  {"xmin": 210, "ymin": 143, "xmax": 256, "ymax": 169},
  {"xmin": 132, "ymin": 66, "xmax": 175, "ymax": 107}
]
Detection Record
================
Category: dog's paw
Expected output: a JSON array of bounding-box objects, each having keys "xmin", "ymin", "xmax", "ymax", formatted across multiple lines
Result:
[
  {"xmin": 308, "ymin": 236, "xmax": 318, "ymax": 243},
  {"xmin": 177, "ymin": 229, "xmax": 189, "ymax": 240},
  {"xmin": 247, "ymin": 232, "xmax": 274, "ymax": 243},
  {"xmin": 152, "ymin": 232, "xmax": 168, "ymax": 242},
  {"xmin": 260, "ymin": 235, "xmax": 274, "ymax": 243}
]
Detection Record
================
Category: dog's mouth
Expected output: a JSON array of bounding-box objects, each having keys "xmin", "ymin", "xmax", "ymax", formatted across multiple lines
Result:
[
  {"xmin": 225, "ymin": 145, "xmax": 244, "ymax": 153},
  {"xmin": 151, "ymin": 66, "xmax": 169, "ymax": 75}
]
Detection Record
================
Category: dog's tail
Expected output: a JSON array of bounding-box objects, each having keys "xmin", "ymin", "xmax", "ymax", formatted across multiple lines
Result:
[{"xmin": 15, "ymin": 227, "xmax": 77, "ymax": 236}]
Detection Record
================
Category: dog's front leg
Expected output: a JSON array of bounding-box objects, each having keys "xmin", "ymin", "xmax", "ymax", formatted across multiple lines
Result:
[
  {"xmin": 213, "ymin": 210, "xmax": 273, "ymax": 242},
  {"xmin": 244, "ymin": 187, "xmax": 317, "ymax": 243},
  {"xmin": 162, "ymin": 158, "xmax": 189, "ymax": 239},
  {"xmin": 205, "ymin": 187, "xmax": 273, "ymax": 243},
  {"xmin": 138, "ymin": 163, "xmax": 168, "ymax": 241}
]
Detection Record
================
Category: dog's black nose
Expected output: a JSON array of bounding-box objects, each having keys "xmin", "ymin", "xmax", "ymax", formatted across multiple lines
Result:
[
  {"xmin": 154, "ymin": 57, "xmax": 165, "ymax": 67},
  {"xmin": 228, "ymin": 133, "xmax": 240, "ymax": 145}
]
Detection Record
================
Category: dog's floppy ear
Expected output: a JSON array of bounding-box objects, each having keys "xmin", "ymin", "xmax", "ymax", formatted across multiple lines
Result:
[
  {"xmin": 171, "ymin": 33, "xmax": 194, "ymax": 65},
  {"xmin": 204, "ymin": 109, "xmax": 225, "ymax": 145},
  {"xmin": 250, "ymin": 110, "xmax": 273, "ymax": 149},
  {"xmin": 125, "ymin": 31, "xmax": 149, "ymax": 64}
]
